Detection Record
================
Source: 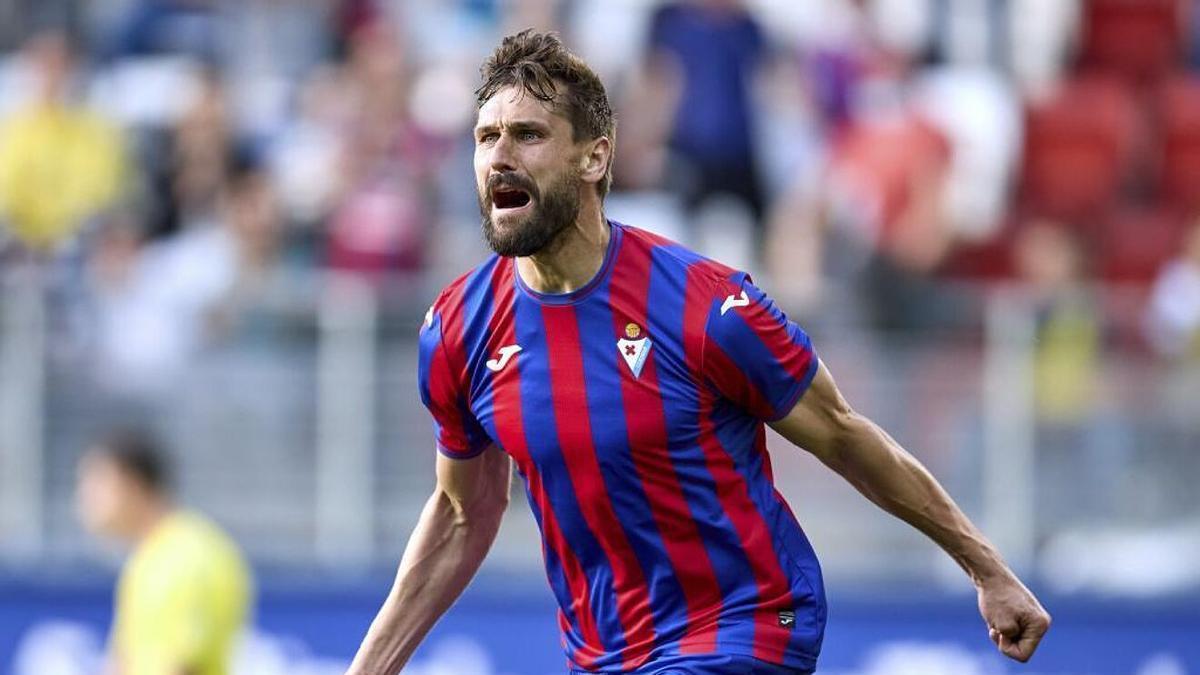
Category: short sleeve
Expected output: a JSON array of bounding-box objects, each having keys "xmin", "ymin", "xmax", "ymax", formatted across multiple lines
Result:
[
  {"xmin": 702, "ymin": 273, "xmax": 819, "ymax": 421},
  {"xmin": 418, "ymin": 300, "xmax": 490, "ymax": 459}
]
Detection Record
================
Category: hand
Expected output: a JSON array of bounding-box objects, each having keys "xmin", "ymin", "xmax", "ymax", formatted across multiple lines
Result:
[{"xmin": 977, "ymin": 574, "xmax": 1051, "ymax": 662}]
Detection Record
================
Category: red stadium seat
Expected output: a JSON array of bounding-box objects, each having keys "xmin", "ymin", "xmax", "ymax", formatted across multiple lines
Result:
[
  {"xmin": 1081, "ymin": 0, "xmax": 1185, "ymax": 83},
  {"xmin": 1157, "ymin": 75, "xmax": 1200, "ymax": 211},
  {"xmin": 1097, "ymin": 206, "xmax": 1185, "ymax": 283},
  {"xmin": 1019, "ymin": 76, "xmax": 1143, "ymax": 222},
  {"xmin": 938, "ymin": 217, "xmax": 1020, "ymax": 281}
]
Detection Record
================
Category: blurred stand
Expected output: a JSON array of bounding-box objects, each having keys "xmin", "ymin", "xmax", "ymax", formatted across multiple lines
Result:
[
  {"xmin": 0, "ymin": 0, "xmax": 1196, "ymax": 672},
  {"xmin": 0, "ymin": 0, "xmax": 1189, "ymax": 590}
]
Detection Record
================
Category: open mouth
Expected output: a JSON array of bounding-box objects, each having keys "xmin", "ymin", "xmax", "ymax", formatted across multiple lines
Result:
[{"xmin": 492, "ymin": 186, "xmax": 532, "ymax": 211}]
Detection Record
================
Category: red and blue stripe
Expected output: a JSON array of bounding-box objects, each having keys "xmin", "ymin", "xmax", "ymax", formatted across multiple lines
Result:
[{"xmin": 418, "ymin": 223, "xmax": 826, "ymax": 671}]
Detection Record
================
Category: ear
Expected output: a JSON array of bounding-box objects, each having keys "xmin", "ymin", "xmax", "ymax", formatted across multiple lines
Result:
[{"xmin": 579, "ymin": 136, "xmax": 612, "ymax": 187}]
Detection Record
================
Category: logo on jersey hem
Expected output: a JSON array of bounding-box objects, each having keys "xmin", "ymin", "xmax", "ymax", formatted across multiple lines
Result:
[{"xmin": 778, "ymin": 609, "xmax": 796, "ymax": 628}]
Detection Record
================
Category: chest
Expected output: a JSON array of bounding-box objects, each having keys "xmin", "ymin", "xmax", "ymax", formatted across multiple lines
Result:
[{"xmin": 466, "ymin": 299, "xmax": 704, "ymax": 469}]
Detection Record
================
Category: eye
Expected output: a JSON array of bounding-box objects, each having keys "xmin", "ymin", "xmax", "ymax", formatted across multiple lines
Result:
[
  {"xmin": 478, "ymin": 132, "xmax": 499, "ymax": 144},
  {"xmin": 518, "ymin": 130, "xmax": 541, "ymax": 141}
]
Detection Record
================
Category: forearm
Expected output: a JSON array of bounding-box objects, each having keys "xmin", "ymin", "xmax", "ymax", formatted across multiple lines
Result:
[
  {"xmin": 774, "ymin": 363, "xmax": 1049, "ymax": 660},
  {"xmin": 347, "ymin": 488, "xmax": 505, "ymax": 674},
  {"xmin": 823, "ymin": 413, "xmax": 1010, "ymax": 586}
]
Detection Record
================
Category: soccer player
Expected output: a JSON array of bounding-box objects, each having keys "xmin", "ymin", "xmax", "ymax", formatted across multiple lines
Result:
[
  {"xmin": 348, "ymin": 30, "xmax": 1050, "ymax": 675},
  {"xmin": 76, "ymin": 429, "xmax": 252, "ymax": 675}
]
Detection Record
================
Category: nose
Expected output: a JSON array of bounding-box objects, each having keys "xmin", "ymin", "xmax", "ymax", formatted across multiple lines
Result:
[{"xmin": 487, "ymin": 132, "xmax": 517, "ymax": 174}]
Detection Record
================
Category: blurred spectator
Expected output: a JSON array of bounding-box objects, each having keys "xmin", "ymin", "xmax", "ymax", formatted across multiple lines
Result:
[
  {"xmin": 0, "ymin": 1, "xmax": 79, "ymax": 52},
  {"xmin": 500, "ymin": 0, "xmax": 563, "ymax": 36},
  {"xmin": 1007, "ymin": 0, "xmax": 1080, "ymax": 96},
  {"xmin": 103, "ymin": 0, "xmax": 219, "ymax": 63},
  {"xmin": 769, "ymin": 43, "xmax": 955, "ymax": 330},
  {"xmin": 912, "ymin": 67, "xmax": 1020, "ymax": 242},
  {"xmin": 207, "ymin": 152, "xmax": 288, "ymax": 330},
  {"xmin": 170, "ymin": 67, "xmax": 232, "ymax": 230},
  {"xmin": 0, "ymin": 29, "xmax": 127, "ymax": 251},
  {"xmin": 332, "ymin": 0, "xmax": 384, "ymax": 57},
  {"xmin": 826, "ymin": 53, "xmax": 952, "ymax": 276},
  {"xmin": 76, "ymin": 428, "xmax": 251, "ymax": 675},
  {"xmin": 87, "ymin": 214, "xmax": 226, "ymax": 395},
  {"xmin": 643, "ymin": 0, "xmax": 767, "ymax": 248},
  {"xmin": 863, "ymin": 0, "xmax": 1081, "ymax": 95},
  {"xmin": 269, "ymin": 65, "xmax": 344, "ymax": 229},
  {"xmin": 1014, "ymin": 221, "xmax": 1100, "ymax": 422},
  {"xmin": 802, "ymin": 1, "xmax": 870, "ymax": 132},
  {"xmin": 324, "ymin": 20, "xmax": 439, "ymax": 282},
  {"xmin": 1146, "ymin": 219, "xmax": 1200, "ymax": 361},
  {"xmin": 87, "ymin": 154, "xmax": 280, "ymax": 395},
  {"xmin": 1014, "ymin": 221, "xmax": 1130, "ymax": 525},
  {"xmin": 1144, "ymin": 218, "xmax": 1200, "ymax": 478}
]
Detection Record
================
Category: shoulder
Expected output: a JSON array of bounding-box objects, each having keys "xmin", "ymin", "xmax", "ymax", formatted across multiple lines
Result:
[
  {"xmin": 426, "ymin": 254, "xmax": 507, "ymax": 328},
  {"xmin": 420, "ymin": 255, "xmax": 510, "ymax": 383},
  {"xmin": 157, "ymin": 512, "xmax": 246, "ymax": 575},
  {"xmin": 619, "ymin": 223, "xmax": 747, "ymax": 298}
]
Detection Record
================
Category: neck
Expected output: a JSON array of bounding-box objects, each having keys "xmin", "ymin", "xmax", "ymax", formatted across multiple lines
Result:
[
  {"xmin": 128, "ymin": 498, "xmax": 171, "ymax": 544},
  {"xmin": 516, "ymin": 198, "xmax": 609, "ymax": 295}
]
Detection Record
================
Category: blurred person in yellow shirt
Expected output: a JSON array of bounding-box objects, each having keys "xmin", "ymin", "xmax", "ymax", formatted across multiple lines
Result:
[
  {"xmin": 76, "ymin": 429, "xmax": 252, "ymax": 675},
  {"xmin": 0, "ymin": 29, "xmax": 126, "ymax": 250},
  {"xmin": 1013, "ymin": 221, "xmax": 1102, "ymax": 422}
]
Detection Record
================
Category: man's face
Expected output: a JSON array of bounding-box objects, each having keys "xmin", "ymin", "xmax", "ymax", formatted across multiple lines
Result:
[
  {"xmin": 474, "ymin": 86, "xmax": 585, "ymax": 257},
  {"xmin": 75, "ymin": 450, "xmax": 139, "ymax": 540}
]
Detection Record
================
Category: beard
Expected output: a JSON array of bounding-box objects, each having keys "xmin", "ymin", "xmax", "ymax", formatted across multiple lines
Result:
[{"xmin": 478, "ymin": 168, "xmax": 582, "ymax": 258}]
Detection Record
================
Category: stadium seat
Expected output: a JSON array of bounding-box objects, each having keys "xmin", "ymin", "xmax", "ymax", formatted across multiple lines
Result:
[
  {"xmin": 938, "ymin": 218, "xmax": 1019, "ymax": 281},
  {"xmin": 1097, "ymin": 206, "xmax": 1185, "ymax": 284},
  {"xmin": 1081, "ymin": 0, "xmax": 1185, "ymax": 83},
  {"xmin": 1019, "ymin": 76, "xmax": 1143, "ymax": 222},
  {"xmin": 1157, "ymin": 75, "xmax": 1200, "ymax": 211}
]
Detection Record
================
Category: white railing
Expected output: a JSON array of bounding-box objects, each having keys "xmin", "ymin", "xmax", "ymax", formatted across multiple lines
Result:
[
  {"xmin": 981, "ymin": 288, "xmax": 1038, "ymax": 574},
  {"xmin": 0, "ymin": 261, "xmax": 46, "ymax": 565},
  {"xmin": 314, "ymin": 273, "xmax": 379, "ymax": 568},
  {"xmin": 0, "ymin": 269, "xmax": 1194, "ymax": 589}
]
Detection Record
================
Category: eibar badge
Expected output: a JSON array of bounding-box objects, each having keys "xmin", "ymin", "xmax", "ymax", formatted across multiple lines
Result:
[{"xmin": 618, "ymin": 323, "xmax": 652, "ymax": 378}]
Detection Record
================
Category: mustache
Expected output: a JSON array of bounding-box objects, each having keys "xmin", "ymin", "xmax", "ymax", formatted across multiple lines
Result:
[{"xmin": 485, "ymin": 172, "xmax": 538, "ymax": 200}]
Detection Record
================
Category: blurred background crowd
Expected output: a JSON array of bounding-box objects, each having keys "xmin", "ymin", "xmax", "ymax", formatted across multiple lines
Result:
[{"xmin": 0, "ymin": 0, "xmax": 1198, "ymax": 673}]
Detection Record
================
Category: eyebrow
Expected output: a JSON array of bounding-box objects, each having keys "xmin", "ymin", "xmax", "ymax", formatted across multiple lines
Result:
[{"xmin": 474, "ymin": 119, "xmax": 552, "ymax": 136}]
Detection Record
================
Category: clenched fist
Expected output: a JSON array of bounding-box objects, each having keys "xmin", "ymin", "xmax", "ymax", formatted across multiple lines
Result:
[{"xmin": 977, "ymin": 574, "xmax": 1051, "ymax": 662}]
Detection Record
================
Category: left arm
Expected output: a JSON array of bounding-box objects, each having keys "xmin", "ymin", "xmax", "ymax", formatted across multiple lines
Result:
[{"xmin": 770, "ymin": 361, "xmax": 1051, "ymax": 662}]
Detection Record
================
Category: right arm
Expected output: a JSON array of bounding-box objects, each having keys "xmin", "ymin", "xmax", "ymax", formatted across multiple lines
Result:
[{"xmin": 346, "ymin": 445, "xmax": 512, "ymax": 675}]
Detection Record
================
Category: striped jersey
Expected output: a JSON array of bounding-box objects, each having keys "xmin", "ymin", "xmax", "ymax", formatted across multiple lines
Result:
[{"xmin": 418, "ymin": 221, "xmax": 826, "ymax": 672}]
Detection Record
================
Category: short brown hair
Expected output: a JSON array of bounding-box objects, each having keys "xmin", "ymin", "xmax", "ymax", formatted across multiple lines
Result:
[{"xmin": 476, "ymin": 29, "xmax": 616, "ymax": 197}]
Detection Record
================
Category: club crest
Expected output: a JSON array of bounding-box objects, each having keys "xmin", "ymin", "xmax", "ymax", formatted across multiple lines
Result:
[{"xmin": 617, "ymin": 324, "xmax": 651, "ymax": 378}]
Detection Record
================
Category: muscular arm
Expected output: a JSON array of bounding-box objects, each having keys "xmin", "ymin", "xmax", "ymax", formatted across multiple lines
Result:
[
  {"xmin": 770, "ymin": 361, "xmax": 1051, "ymax": 662},
  {"xmin": 346, "ymin": 445, "xmax": 512, "ymax": 675}
]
